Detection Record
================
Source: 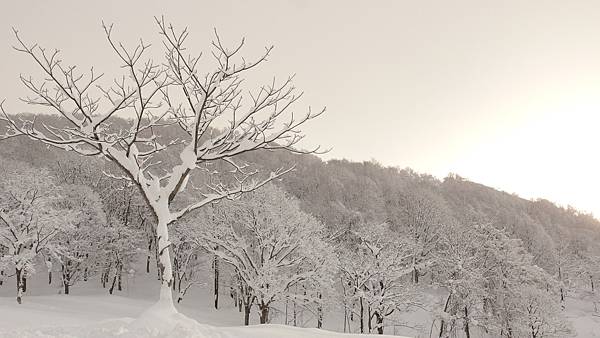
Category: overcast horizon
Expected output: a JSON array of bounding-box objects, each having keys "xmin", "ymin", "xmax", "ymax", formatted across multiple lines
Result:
[{"xmin": 0, "ymin": 0, "xmax": 598, "ymax": 217}]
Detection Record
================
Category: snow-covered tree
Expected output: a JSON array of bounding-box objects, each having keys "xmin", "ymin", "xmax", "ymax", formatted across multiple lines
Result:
[
  {"xmin": 96, "ymin": 217, "xmax": 142, "ymax": 294},
  {"xmin": 393, "ymin": 186, "xmax": 448, "ymax": 283},
  {"xmin": 0, "ymin": 159, "xmax": 74, "ymax": 303},
  {"xmin": 0, "ymin": 18, "xmax": 323, "ymax": 309},
  {"xmin": 53, "ymin": 184, "xmax": 107, "ymax": 294},
  {"xmin": 432, "ymin": 222, "xmax": 571, "ymax": 338},
  {"xmin": 193, "ymin": 184, "xmax": 335, "ymax": 325},
  {"xmin": 432, "ymin": 223, "xmax": 495, "ymax": 338},
  {"xmin": 170, "ymin": 221, "xmax": 207, "ymax": 303},
  {"xmin": 339, "ymin": 222, "xmax": 416, "ymax": 334}
]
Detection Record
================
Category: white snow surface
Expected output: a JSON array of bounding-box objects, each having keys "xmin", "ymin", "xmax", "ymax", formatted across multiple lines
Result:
[
  {"xmin": 0, "ymin": 267, "xmax": 598, "ymax": 337},
  {"xmin": 0, "ymin": 294, "xmax": 406, "ymax": 338},
  {"xmin": 0, "ymin": 269, "xmax": 409, "ymax": 338}
]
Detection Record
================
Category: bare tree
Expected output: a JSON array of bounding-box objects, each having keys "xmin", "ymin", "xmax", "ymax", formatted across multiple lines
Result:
[{"xmin": 0, "ymin": 17, "xmax": 323, "ymax": 309}]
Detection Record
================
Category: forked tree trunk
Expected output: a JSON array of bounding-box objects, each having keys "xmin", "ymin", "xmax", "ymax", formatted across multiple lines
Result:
[
  {"xmin": 61, "ymin": 264, "xmax": 71, "ymax": 294},
  {"xmin": 376, "ymin": 312, "xmax": 384, "ymax": 334},
  {"xmin": 102, "ymin": 268, "xmax": 109, "ymax": 288},
  {"xmin": 259, "ymin": 303, "xmax": 270, "ymax": 324}
]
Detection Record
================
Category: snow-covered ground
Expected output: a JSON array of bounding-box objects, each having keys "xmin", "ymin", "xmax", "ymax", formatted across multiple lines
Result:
[
  {"xmin": 0, "ymin": 294, "xmax": 407, "ymax": 337},
  {"xmin": 0, "ymin": 294, "xmax": 410, "ymax": 337},
  {"xmin": 0, "ymin": 267, "xmax": 598, "ymax": 337},
  {"xmin": 565, "ymin": 293, "xmax": 600, "ymax": 338},
  {"xmin": 0, "ymin": 266, "xmax": 413, "ymax": 338}
]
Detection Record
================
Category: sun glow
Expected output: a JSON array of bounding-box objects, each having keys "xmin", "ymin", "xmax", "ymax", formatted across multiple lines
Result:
[{"xmin": 445, "ymin": 97, "xmax": 600, "ymax": 216}]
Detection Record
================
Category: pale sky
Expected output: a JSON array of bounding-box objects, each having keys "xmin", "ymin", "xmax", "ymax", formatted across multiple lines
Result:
[{"xmin": 0, "ymin": 0, "xmax": 599, "ymax": 217}]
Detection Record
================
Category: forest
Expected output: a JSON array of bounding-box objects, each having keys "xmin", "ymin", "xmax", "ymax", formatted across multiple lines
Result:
[{"xmin": 1, "ymin": 127, "xmax": 598, "ymax": 337}]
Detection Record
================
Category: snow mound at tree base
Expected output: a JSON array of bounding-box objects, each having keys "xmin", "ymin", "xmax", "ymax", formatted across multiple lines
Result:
[{"xmin": 126, "ymin": 300, "xmax": 222, "ymax": 337}]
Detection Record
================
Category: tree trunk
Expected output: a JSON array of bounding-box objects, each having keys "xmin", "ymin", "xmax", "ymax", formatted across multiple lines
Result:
[
  {"xmin": 413, "ymin": 266, "xmax": 419, "ymax": 284},
  {"xmin": 153, "ymin": 233, "xmax": 161, "ymax": 281},
  {"xmin": 177, "ymin": 272, "xmax": 183, "ymax": 294},
  {"xmin": 368, "ymin": 305, "xmax": 372, "ymax": 333},
  {"xmin": 284, "ymin": 299, "xmax": 289, "ymax": 325},
  {"xmin": 172, "ymin": 255, "xmax": 178, "ymax": 291},
  {"xmin": 259, "ymin": 303, "xmax": 269, "ymax": 324},
  {"xmin": 146, "ymin": 238, "xmax": 152, "ymax": 274},
  {"xmin": 109, "ymin": 273, "xmax": 117, "ymax": 295},
  {"xmin": 213, "ymin": 254, "xmax": 219, "ymax": 309},
  {"xmin": 155, "ymin": 214, "xmax": 174, "ymax": 307},
  {"xmin": 558, "ymin": 266, "xmax": 565, "ymax": 302},
  {"xmin": 591, "ymin": 275, "xmax": 595, "ymax": 291},
  {"xmin": 0, "ymin": 270, "xmax": 4, "ymax": 286},
  {"xmin": 48, "ymin": 271, "xmax": 52, "ymax": 285},
  {"xmin": 293, "ymin": 297, "xmax": 297, "ymax": 326},
  {"xmin": 231, "ymin": 286, "xmax": 237, "ymax": 307},
  {"xmin": 244, "ymin": 303, "xmax": 251, "ymax": 326},
  {"xmin": 376, "ymin": 312, "xmax": 384, "ymax": 334},
  {"xmin": 61, "ymin": 264, "xmax": 71, "ymax": 295},
  {"xmin": 117, "ymin": 264, "xmax": 123, "ymax": 291},
  {"xmin": 439, "ymin": 293, "xmax": 452, "ymax": 338},
  {"xmin": 464, "ymin": 306, "xmax": 471, "ymax": 338},
  {"xmin": 102, "ymin": 269, "xmax": 108, "ymax": 288},
  {"xmin": 317, "ymin": 292, "xmax": 323, "ymax": 328},
  {"xmin": 360, "ymin": 297, "xmax": 365, "ymax": 333},
  {"xmin": 343, "ymin": 300, "xmax": 348, "ymax": 333},
  {"xmin": 15, "ymin": 268, "xmax": 23, "ymax": 304}
]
